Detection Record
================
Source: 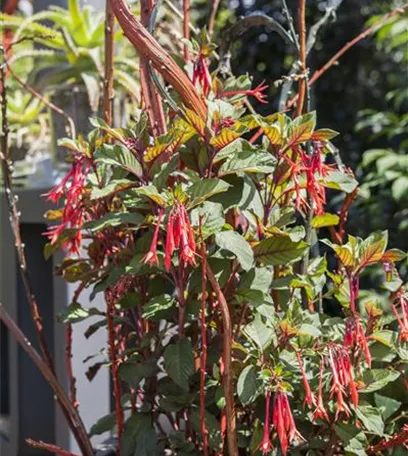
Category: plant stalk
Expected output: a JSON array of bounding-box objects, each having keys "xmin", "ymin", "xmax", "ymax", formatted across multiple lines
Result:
[{"xmin": 103, "ymin": 0, "xmax": 115, "ymax": 127}]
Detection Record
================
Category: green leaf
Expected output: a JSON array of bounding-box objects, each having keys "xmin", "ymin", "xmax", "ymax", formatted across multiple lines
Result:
[
  {"xmin": 96, "ymin": 144, "xmax": 142, "ymax": 177},
  {"xmin": 163, "ymin": 339, "xmax": 195, "ymax": 392},
  {"xmin": 238, "ymin": 268, "xmax": 273, "ymax": 293},
  {"xmin": 254, "ymin": 236, "xmax": 308, "ymax": 266},
  {"xmin": 90, "ymin": 179, "xmax": 134, "ymax": 199},
  {"xmin": 84, "ymin": 212, "xmax": 144, "ymax": 231},
  {"xmin": 324, "ymin": 171, "xmax": 358, "ymax": 193},
  {"xmin": 121, "ymin": 413, "xmax": 157, "ymax": 456},
  {"xmin": 374, "ymin": 394, "xmax": 401, "ymax": 421},
  {"xmin": 57, "ymin": 302, "xmax": 102, "ymax": 324},
  {"xmin": 243, "ymin": 315, "xmax": 274, "ymax": 351},
  {"xmin": 135, "ymin": 185, "xmax": 167, "ymax": 206},
  {"xmin": 312, "ymin": 213, "xmax": 340, "ymax": 228},
  {"xmin": 334, "ymin": 423, "xmax": 367, "ymax": 456},
  {"xmin": 391, "ymin": 175, "xmax": 408, "ymax": 201},
  {"xmin": 191, "ymin": 202, "xmax": 225, "ymax": 239},
  {"xmin": 187, "ymin": 178, "xmax": 231, "ymax": 207},
  {"xmin": 360, "ymin": 369, "xmax": 400, "ymax": 393},
  {"xmin": 219, "ymin": 150, "xmax": 275, "ymax": 176},
  {"xmin": 215, "ymin": 231, "xmax": 254, "ymax": 271},
  {"xmin": 142, "ymin": 295, "xmax": 175, "ymax": 321},
  {"xmin": 89, "ymin": 412, "xmax": 116, "ymax": 436},
  {"xmin": 356, "ymin": 406, "xmax": 384, "ymax": 436},
  {"xmin": 90, "ymin": 117, "xmax": 126, "ymax": 142},
  {"xmin": 311, "ymin": 128, "xmax": 339, "ymax": 141},
  {"xmin": 119, "ymin": 360, "xmax": 156, "ymax": 388},
  {"xmin": 237, "ymin": 365, "xmax": 262, "ymax": 406},
  {"xmin": 287, "ymin": 112, "xmax": 316, "ymax": 145}
]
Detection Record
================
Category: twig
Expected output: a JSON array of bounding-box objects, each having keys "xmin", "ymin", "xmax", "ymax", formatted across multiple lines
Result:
[
  {"xmin": 208, "ymin": 0, "xmax": 221, "ymax": 38},
  {"xmin": 367, "ymin": 425, "xmax": 408, "ymax": 454},
  {"xmin": 206, "ymin": 265, "xmax": 238, "ymax": 456},
  {"xmin": 163, "ymin": 0, "xmax": 199, "ymax": 34},
  {"xmin": 105, "ymin": 290, "xmax": 124, "ymax": 453},
  {"xmin": 287, "ymin": 2, "xmax": 408, "ymax": 109},
  {"xmin": 140, "ymin": 0, "xmax": 167, "ymax": 137},
  {"xmin": 111, "ymin": 0, "xmax": 207, "ymax": 120},
  {"xmin": 26, "ymin": 439, "xmax": 80, "ymax": 456},
  {"xmin": 183, "ymin": 0, "xmax": 191, "ymax": 61},
  {"xmin": 295, "ymin": 0, "xmax": 307, "ymax": 117},
  {"xmin": 199, "ymin": 220, "xmax": 209, "ymax": 456},
  {"xmin": 0, "ymin": 303, "xmax": 94, "ymax": 456},
  {"xmin": 103, "ymin": 0, "xmax": 115, "ymax": 126},
  {"xmin": 281, "ymin": 0, "xmax": 299, "ymax": 49}
]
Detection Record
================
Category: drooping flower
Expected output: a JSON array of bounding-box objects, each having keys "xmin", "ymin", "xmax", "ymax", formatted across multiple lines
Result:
[
  {"xmin": 313, "ymin": 359, "xmax": 330, "ymax": 423},
  {"xmin": 164, "ymin": 202, "xmax": 196, "ymax": 271},
  {"xmin": 328, "ymin": 345, "xmax": 359, "ymax": 419},
  {"xmin": 44, "ymin": 156, "xmax": 91, "ymax": 255},
  {"xmin": 192, "ymin": 52, "xmax": 212, "ymax": 97},
  {"xmin": 392, "ymin": 290, "xmax": 408, "ymax": 342},
  {"xmin": 260, "ymin": 389, "xmax": 273, "ymax": 455},
  {"xmin": 272, "ymin": 390, "xmax": 303, "ymax": 456},
  {"xmin": 142, "ymin": 209, "xmax": 165, "ymax": 266},
  {"xmin": 295, "ymin": 351, "xmax": 315, "ymax": 408},
  {"xmin": 221, "ymin": 80, "xmax": 269, "ymax": 104},
  {"xmin": 343, "ymin": 316, "xmax": 372, "ymax": 367}
]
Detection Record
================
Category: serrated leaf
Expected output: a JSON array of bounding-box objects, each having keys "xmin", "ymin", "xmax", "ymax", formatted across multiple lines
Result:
[
  {"xmin": 237, "ymin": 365, "xmax": 262, "ymax": 406},
  {"xmin": 312, "ymin": 213, "xmax": 340, "ymax": 228},
  {"xmin": 96, "ymin": 144, "xmax": 142, "ymax": 177},
  {"xmin": 215, "ymin": 231, "xmax": 254, "ymax": 271},
  {"xmin": 254, "ymin": 236, "xmax": 308, "ymax": 266},
  {"xmin": 163, "ymin": 339, "xmax": 195, "ymax": 392},
  {"xmin": 187, "ymin": 178, "xmax": 231, "ymax": 207}
]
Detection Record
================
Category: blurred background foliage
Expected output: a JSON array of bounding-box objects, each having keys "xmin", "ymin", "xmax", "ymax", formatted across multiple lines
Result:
[{"xmin": 193, "ymin": 0, "xmax": 408, "ymax": 256}]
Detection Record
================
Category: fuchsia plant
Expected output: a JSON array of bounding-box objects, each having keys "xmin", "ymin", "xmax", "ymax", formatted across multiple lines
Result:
[{"xmin": 1, "ymin": 1, "xmax": 408, "ymax": 456}]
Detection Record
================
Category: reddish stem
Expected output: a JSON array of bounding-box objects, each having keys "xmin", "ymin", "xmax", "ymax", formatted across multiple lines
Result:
[
  {"xmin": 106, "ymin": 291, "xmax": 124, "ymax": 454},
  {"xmin": 183, "ymin": 0, "xmax": 190, "ymax": 62},
  {"xmin": 287, "ymin": 3, "xmax": 408, "ymax": 109},
  {"xmin": 208, "ymin": 0, "xmax": 221, "ymax": 38},
  {"xmin": 367, "ymin": 425, "xmax": 408, "ymax": 454},
  {"xmin": 26, "ymin": 439, "xmax": 80, "ymax": 456},
  {"xmin": 103, "ymin": 0, "xmax": 115, "ymax": 127},
  {"xmin": 65, "ymin": 324, "xmax": 78, "ymax": 408}
]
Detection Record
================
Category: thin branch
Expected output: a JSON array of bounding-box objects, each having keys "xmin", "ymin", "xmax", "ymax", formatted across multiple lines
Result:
[
  {"xmin": 295, "ymin": 0, "xmax": 307, "ymax": 117},
  {"xmin": 367, "ymin": 425, "xmax": 408, "ymax": 454},
  {"xmin": 206, "ymin": 265, "xmax": 238, "ymax": 456},
  {"xmin": 208, "ymin": 0, "xmax": 221, "ymax": 38},
  {"xmin": 0, "ymin": 304, "xmax": 94, "ymax": 456},
  {"xmin": 26, "ymin": 439, "xmax": 80, "ymax": 456},
  {"xmin": 163, "ymin": 0, "xmax": 199, "ymax": 34},
  {"xmin": 103, "ymin": 0, "xmax": 115, "ymax": 126},
  {"xmin": 287, "ymin": 2, "xmax": 408, "ymax": 109},
  {"xmin": 183, "ymin": 0, "xmax": 191, "ymax": 61},
  {"xmin": 199, "ymin": 220, "xmax": 209, "ymax": 456}
]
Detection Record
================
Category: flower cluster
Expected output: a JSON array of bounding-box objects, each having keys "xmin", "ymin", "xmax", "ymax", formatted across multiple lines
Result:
[
  {"xmin": 221, "ymin": 80, "xmax": 269, "ymax": 104},
  {"xmin": 44, "ymin": 156, "xmax": 91, "ymax": 255},
  {"xmin": 192, "ymin": 52, "xmax": 212, "ymax": 97}
]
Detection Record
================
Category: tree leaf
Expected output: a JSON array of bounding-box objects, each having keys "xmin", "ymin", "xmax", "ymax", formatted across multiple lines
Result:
[
  {"xmin": 243, "ymin": 315, "xmax": 275, "ymax": 351},
  {"xmin": 237, "ymin": 365, "xmax": 262, "ymax": 406},
  {"xmin": 215, "ymin": 231, "xmax": 254, "ymax": 271},
  {"xmin": 219, "ymin": 150, "xmax": 275, "ymax": 176},
  {"xmin": 84, "ymin": 212, "xmax": 144, "ymax": 231},
  {"xmin": 119, "ymin": 360, "xmax": 156, "ymax": 388},
  {"xmin": 89, "ymin": 412, "xmax": 116, "ymax": 436},
  {"xmin": 187, "ymin": 178, "xmax": 231, "ymax": 207},
  {"xmin": 312, "ymin": 213, "xmax": 340, "ymax": 228},
  {"xmin": 96, "ymin": 144, "xmax": 142, "ymax": 177},
  {"xmin": 287, "ymin": 112, "xmax": 316, "ymax": 145},
  {"xmin": 142, "ymin": 295, "xmax": 175, "ymax": 321},
  {"xmin": 360, "ymin": 369, "xmax": 400, "ymax": 393},
  {"xmin": 121, "ymin": 413, "xmax": 157, "ymax": 456},
  {"xmin": 254, "ymin": 236, "xmax": 308, "ymax": 266},
  {"xmin": 163, "ymin": 339, "xmax": 195, "ymax": 392},
  {"xmin": 374, "ymin": 394, "xmax": 401, "ymax": 421},
  {"xmin": 334, "ymin": 423, "xmax": 367, "ymax": 456},
  {"xmin": 324, "ymin": 171, "xmax": 358, "ymax": 193},
  {"xmin": 355, "ymin": 406, "xmax": 384, "ymax": 436}
]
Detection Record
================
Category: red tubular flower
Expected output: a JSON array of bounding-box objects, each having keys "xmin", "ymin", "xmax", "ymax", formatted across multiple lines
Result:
[
  {"xmin": 272, "ymin": 391, "xmax": 303, "ymax": 456},
  {"xmin": 313, "ymin": 359, "xmax": 330, "ymax": 423},
  {"xmin": 192, "ymin": 53, "xmax": 212, "ymax": 97},
  {"xmin": 392, "ymin": 291, "xmax": 408, "ymax": 342},
  {"xmin": 143, "ymin": 209, "xmax": 164, "ymax": 266},
  {"xmin": 343, "ymin": 317, "xmax": 372, "ymax": 367},
  {"xmin": 164, "ymin": 203, "xmax": 196, "ymax": 271},
  {"xmin": 44, "ymin": 156, "xmax": 91, "ymax": 255},
  {"xmin": 295, "ymin": 351, "xmax": 315, "ymax": 408},
  {"xmin": 260, "ymin": 389, "xmax": 273, "ymax": 455},
  {"xmin": 221, "ymin": 80, "xmax": 269, "ymax": 104}
]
